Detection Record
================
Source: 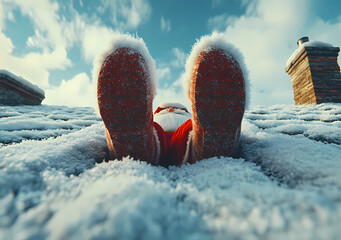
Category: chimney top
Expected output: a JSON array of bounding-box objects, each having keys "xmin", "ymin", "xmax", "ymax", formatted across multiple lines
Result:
[{"xmin": 297, "ymin": 37, "xmax": 309, "ymax": 47}]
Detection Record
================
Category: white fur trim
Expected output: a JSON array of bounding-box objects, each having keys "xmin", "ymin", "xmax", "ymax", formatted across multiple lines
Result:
[
  {"xmin": 183, "ymin": 33, "xmax": 251, "ymax": 108},
  {"xmin": 92, "ymin": 34, "xmax": 157, "ymax": 114},
  {"xmin": 152, "ymin": 126, "xmax": 161, "ymax": 165},
  {"xmin": 182, "ymin": 130, "xmax": 193, "ymax": 165},
  {"xmin": 157, "ymin": 102, "xmax": 189, "ymax": 110}
]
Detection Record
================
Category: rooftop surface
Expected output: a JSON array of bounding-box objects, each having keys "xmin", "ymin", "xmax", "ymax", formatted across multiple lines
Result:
[
  {"xmin": 0, "ymin": 104, "xmax": 340, "ymax": 239},
  {"xmin": 0, "ymin": 70, "xmax": 45, "ymax": 97}
]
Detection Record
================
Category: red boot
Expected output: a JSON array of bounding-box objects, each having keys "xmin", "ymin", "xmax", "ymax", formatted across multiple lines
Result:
[
  {"xmin": 183, "ymin": 34, "xmax": 247, "ymax": 163},
  {"xmin": 96, "ymin": 36, "xmax": 161, "ymax": 164}
]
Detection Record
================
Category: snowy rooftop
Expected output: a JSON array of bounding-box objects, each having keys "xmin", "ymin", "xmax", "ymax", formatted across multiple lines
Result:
[
  {"xmin": 0, "ymin": 70, "xmax": 45, "ymax": 97},
  {"xmin": 1, "ymin": 104, "xmax": 341, "ymax": 239}
]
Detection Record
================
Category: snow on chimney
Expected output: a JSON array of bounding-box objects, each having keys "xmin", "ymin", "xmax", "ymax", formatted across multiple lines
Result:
[{"xmin": 285, "ymin": 37, "xmax": 341, "ymax": 105}]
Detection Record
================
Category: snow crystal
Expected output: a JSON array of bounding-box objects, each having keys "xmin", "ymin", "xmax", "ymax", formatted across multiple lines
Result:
[
  {"xmin": 1, "ymin": 103, "xmax": 341, "ymax": 239},
  {"xmin": 0, "ymin": 69, "xmax": 45, "ymax": 96},
  {"xmin": 286, "ymin": 41, "xmax": 334, "ymax": 68}
]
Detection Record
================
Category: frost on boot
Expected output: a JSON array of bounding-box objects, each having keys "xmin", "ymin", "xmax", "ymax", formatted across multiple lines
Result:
[
  {"xmin": 183, "ymin": 34, "xmax": 248, "ymax": 163},
  {"xmin": 97, "ymin": 46, "xmax": 159, "ymax": 164}
]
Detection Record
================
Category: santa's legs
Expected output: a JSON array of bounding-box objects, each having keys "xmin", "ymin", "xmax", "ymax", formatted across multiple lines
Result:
[
  {"xmin": 96, "ymin": 34, "xmax": 247, "ymax": 166},
  {"xmin": 96, "ymin": 36, "xmax": 163, "ymax": 164}
]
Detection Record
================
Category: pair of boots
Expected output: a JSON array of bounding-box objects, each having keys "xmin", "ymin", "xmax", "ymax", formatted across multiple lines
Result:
[{"xmin": 95, "ymin": 34, "xmax": 247, "ymax": 167}]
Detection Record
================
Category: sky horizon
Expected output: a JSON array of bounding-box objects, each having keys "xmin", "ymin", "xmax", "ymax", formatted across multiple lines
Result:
[{"xmin": 1, "ymin": 0, "xmax": 341, "ymax": 110}]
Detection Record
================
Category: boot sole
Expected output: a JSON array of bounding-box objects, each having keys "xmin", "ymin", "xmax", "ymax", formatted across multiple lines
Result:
[
  {"xmin": 97, "ymin": 47, "xmax": 155, "ymax": 162},
  {"xmin": 191, "ymin": 49, "xmax": 246, "ymax": 160}
]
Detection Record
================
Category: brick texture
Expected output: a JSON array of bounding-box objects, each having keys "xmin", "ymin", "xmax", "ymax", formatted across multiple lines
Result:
[{"xmin": 286, "ymin": 46, "xmax": 341, "ymax": 105}]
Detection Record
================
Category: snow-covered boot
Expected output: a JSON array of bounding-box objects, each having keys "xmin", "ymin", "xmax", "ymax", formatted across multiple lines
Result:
[
  {"xmin": 183, "ymin": 33, "xmax": 249, "ymax": 163},
  {"xmin": 94, "ymin": 35, "xmax": 160, "ymax": 164}
]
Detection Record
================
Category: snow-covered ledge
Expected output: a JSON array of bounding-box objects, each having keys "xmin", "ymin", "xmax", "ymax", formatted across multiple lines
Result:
[
  {"xmin": 285, "ymin": 37, "xmax": 341, "ymax": 105},
  {"xmin": 0, "ymin": 70, "xmax": 45, "ymax": 105}
]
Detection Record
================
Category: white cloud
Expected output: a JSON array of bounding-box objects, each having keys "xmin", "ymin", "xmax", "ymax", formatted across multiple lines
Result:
[
  {"xmin": 154, "ymin": 86, "xmax": 190, "ymax": 111},
  {"xmin": 0, "ymin": 31, "xmax": 14, "ymax": 54},
  {"xmin": 7, "ymin": 11, "xmax": 14, "ymax": 21},
  {"xmin": 157, "ymin": 67, "xmax": 171, "ymax": 80},
  {"xmin": 44, "ymin": 73, "xmax": 96, "ymax": 108},
  {"xmin": 81, "ymin": 24, "xmax": 120, "ymax": 63},
  {"xmin": 207, "ymin": 14, "xmax": 237, "ymax": 32},
  {"xmin": 171, "ymin": 47, "xmax": 186, "ymax": 68},
  {"xmin": 0, "ymin": 1, "xmax": 5, "ymax": 27},
  {"xmin": 0, "ymin": 42, "xmax": 71, "ymax": 88},
  {"xmin": 154, "ymin": 48, "xmax": 189, "ymax": 108},
  {"xmin": 0, "ymin": 0, "xmax": 156, "ymax": 108},
  {"xmin": 11, "ymin": 0, "xmax": 64, "ymax": 50},
  {"xmin": 208, "ymin": 0, "xmax": 341, "ymax": 106},
  {"xmin": 0, "ymin": 0, "xmax": 123, "ymax": 107},
  {"xmin": 0, "ymin": 0, "xmax": 73, "ymax": 88},
  {"xmin": 99, "ymin": 0, "xmax": 151, "ymax": 30},
  {"xmin": 161, "ymin": 16, "xmax": 171, "ymax": 32},
  {"xmin": 153, "ymin": 72, "xmax": 190, "ymax": 111}
]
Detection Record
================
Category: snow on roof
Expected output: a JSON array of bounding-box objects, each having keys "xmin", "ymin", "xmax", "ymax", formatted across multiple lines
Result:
[
  {"xmin": 0, "ymin": 69, "xmax": 45, "ymax": 96},
  {"xmin": 1, "ymin": 103, "xmax": 341, "ymax": 239},
  {"xmin": 286, "ymin": 41, "xmax": 334, "ymax": 68},
  {"xmin": 0, "ymin": 105, "xmax": 101, "ymax": 144}
]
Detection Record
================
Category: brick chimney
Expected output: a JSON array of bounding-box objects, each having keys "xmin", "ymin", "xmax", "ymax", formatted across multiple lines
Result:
[{"xmin": 285, "ymin": 37, "xmax": 341, "ymax": 105}]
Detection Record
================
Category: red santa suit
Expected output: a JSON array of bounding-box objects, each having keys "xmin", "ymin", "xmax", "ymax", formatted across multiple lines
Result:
[
  {"xmin": 95, "ymin": 33, "xmax": 247, "ymax": 167},
  {"xmin": 153, "ymin": 103, "xmax": 192, "ymax": 166}
]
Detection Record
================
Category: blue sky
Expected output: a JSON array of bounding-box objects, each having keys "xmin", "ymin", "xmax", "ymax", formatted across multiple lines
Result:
[{"xmin": 1, "ymin": 0, "xmax": 341, "ymax": 109}]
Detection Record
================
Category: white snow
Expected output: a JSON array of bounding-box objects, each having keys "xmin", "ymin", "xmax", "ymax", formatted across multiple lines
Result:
[
  {"xmin": 0, "ymin": 69, "xmax": 45, "ymax": 96},
  {"xmin": 182, "ymin": 33, "xmax": 250, "ymax": 108},
  {"xmin": 0, "ymin": 105, "xmax": 101, "ymax": 145},
  {"xmin": 1, "ymin": 103, "xmax": 341, "ymax": 239},
  {"xmin": 286, "ymin": 41, "xmax": 334, "ymax": 68}
]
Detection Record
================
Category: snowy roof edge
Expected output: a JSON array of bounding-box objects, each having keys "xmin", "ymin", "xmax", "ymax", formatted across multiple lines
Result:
[{"xmin": 0, "ymin": 70, "xmax": 45, "ymax": 97}]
